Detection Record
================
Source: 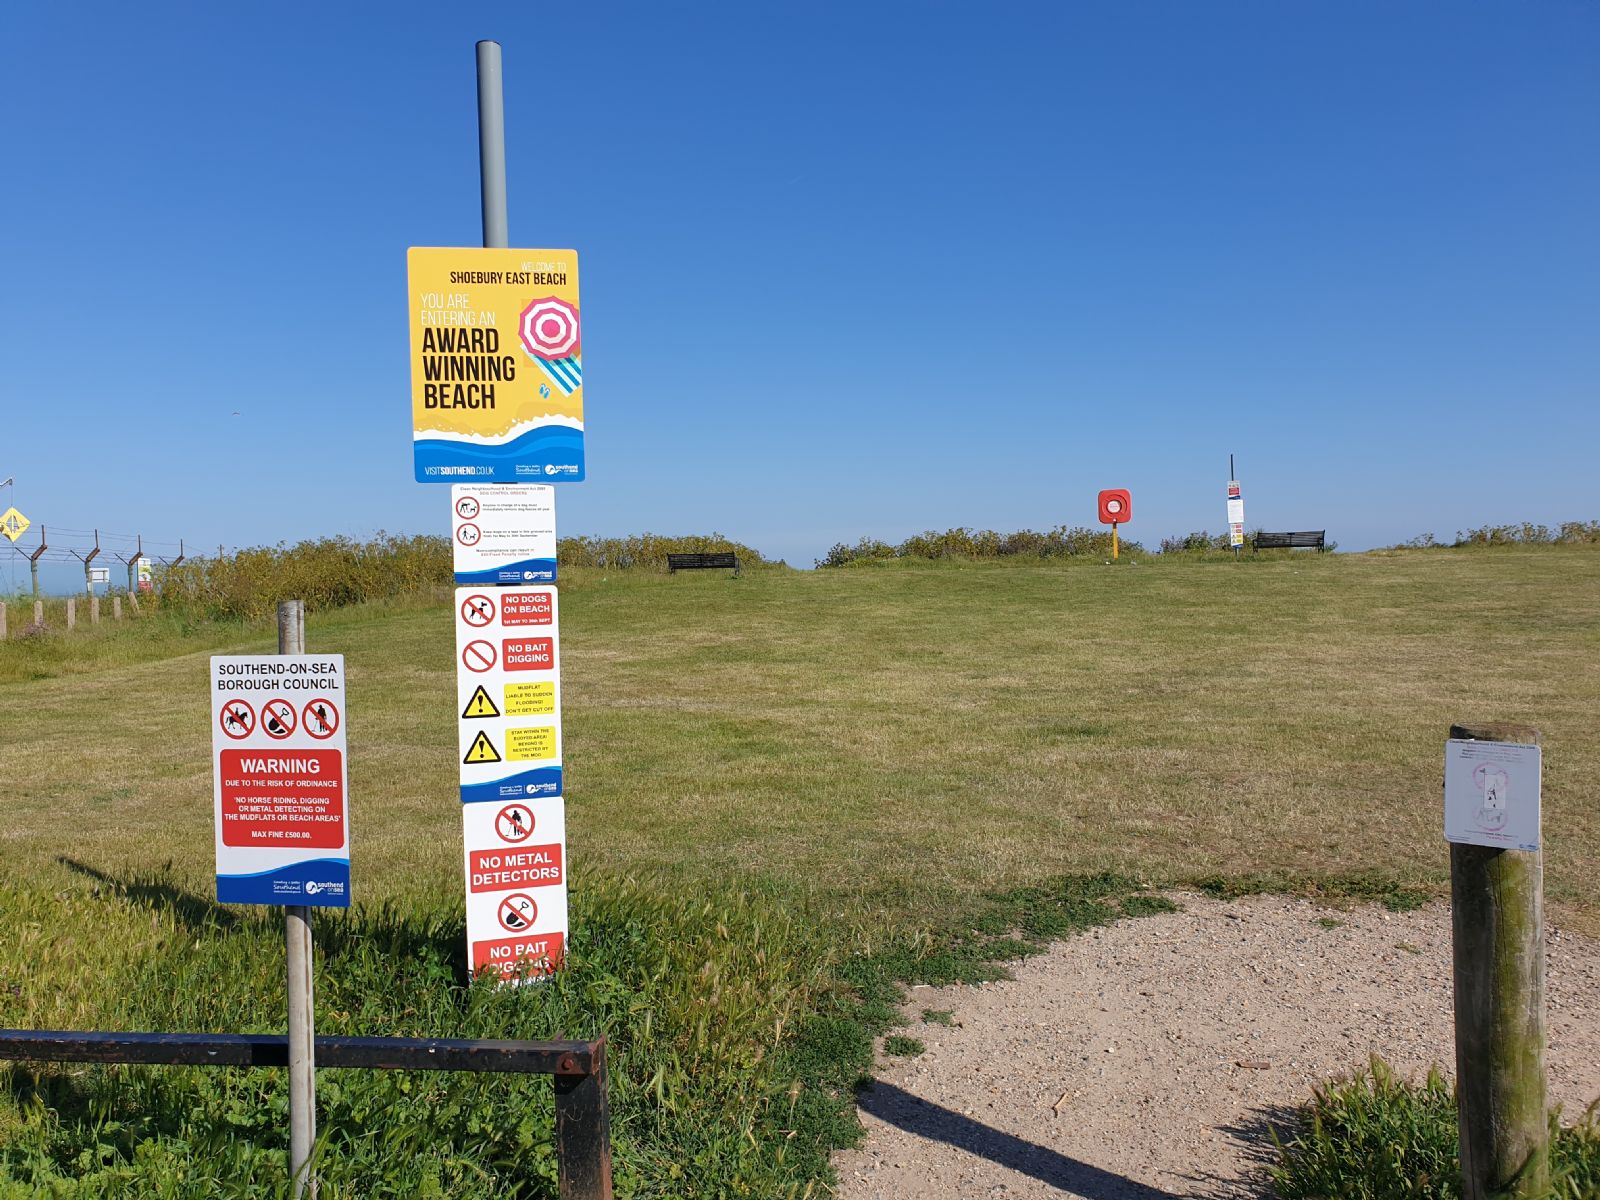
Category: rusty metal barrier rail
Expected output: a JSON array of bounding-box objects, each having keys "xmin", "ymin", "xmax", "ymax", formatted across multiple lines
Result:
[{"xmin": 0, "ymin": 1029, "xmax": 613, "ymax": 1200}]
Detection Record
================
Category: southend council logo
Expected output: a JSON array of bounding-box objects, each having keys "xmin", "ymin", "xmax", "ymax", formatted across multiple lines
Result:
[{"xmin": 304, "ymin": 880, "xmax": 347, "ymax": 897}]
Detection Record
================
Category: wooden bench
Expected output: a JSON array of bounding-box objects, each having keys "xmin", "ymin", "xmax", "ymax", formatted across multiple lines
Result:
[
  {"xmin": 666, "ymin": 552, "xmax": 740, "ymax": 575},
  {"xmin": 1254, "ymin": 530, "xmax": 1326, "ymax": 551}
]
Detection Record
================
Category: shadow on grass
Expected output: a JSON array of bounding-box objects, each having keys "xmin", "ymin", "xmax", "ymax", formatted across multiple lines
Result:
[
  {"xmin": 856, "ymin": 1080, "xmax": 1183, "ymax": 1200},
  {"xmin": 54, "ymin": 857, "xmax": 470, "ymax": 980},
  {"xmin": 58, "ymin": 856, "xmax": 241, "ymax": 933},
  {"xmin": 1176, "ymin": 1102, "xmax": 1303, "ymax": 1199}
]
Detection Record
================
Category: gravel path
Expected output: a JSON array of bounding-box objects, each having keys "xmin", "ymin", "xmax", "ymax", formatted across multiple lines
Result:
[{"xmin": 832, "ymin": 893, "xmax": 1600, "ymax": 1199}]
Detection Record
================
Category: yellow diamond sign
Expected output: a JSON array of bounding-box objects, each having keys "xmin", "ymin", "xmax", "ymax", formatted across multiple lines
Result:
[{"xmin": 0, "ymin": 506, "xmax": 29, "ymax": 543}]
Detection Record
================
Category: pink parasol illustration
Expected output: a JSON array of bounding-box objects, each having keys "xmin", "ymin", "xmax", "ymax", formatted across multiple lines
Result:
[{"xmin": 518, "ymin": 296, "xmax": 580, "ymax": 361}]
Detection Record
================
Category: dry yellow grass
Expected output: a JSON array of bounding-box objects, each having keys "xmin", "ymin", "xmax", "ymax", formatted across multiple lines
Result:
[{"xmin": 3, "ymin": 548, "xmax": 1597, "ymax": 933}]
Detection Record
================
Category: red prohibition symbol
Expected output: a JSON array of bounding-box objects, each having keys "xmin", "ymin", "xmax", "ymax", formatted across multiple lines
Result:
[
  {"xmin": 455, "ymin": 522, "xmax": 482, "ymax": 547},
  {"xmin": 497, "ymin": 893, "xmax": 538, "ymax": 932},
  {"xmin": 460, "ymin": 594, "xmax": 496, "ymax": 627},
  {"xmin": 262, "ymin": 699, "xmax": 297, "ymax": 739},
  {"xmin": 461, "ymin": 640, "xmax": 497, "ymax": 673},
  {"xmin": 495, "ymin": 803, "xmax": 534, "ymax": 843},
  {"xmin": 303, "ymin": 697, "xmax": 340, "ymax": 740},
  {"xmin": 455, "ymin": 494, "xmax": 481, "ymax": 520},
  {"xmin": 219, "ymin": 700, "xmax": 255, "ymax": 740}
]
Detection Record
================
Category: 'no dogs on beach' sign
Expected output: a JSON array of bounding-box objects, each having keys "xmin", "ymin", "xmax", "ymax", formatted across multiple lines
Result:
[{"xmin": 210, "ymin": 655, "xmax": 351, "ymax": 906}]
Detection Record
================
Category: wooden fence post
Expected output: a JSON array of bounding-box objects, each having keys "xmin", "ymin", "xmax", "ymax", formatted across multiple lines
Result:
[
  {"xmin": 66, "ymin": 597, "xmax": 76, "ymax": 630},
  {"xmin": 113, "ymin": 596, "xmax": 123, "ymax": 621},
  {"xmin": 0, "ymin": 601, "xmax": 6, "ymax": 640},
  {"xmin": 128, "ymin": 591, "xmax": 140, "ymax": 615},
  {"xmin": 1450, "ymin": 722, "xmax": 1547, "ymax": 1200},
  {"xmin": 91, "ymin": 596, "xmax": 100, "ymax": 625},
  {"xmin": 34, "ymin": 600, "xmax": 44, "ymax": 627}
]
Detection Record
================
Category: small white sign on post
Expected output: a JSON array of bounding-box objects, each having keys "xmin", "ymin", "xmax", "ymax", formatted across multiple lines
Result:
[
  {"xmin": 454, "ymin": 585, "xmax": 567, "ymax": 980},
  {"xmin": 1444, "ymin": 738, "xmax": 1541, "ymax": 852},
  {"xmin": 211, "ymin": 655, "xmax": 351, "ymax": 905},
  {"xmin": 451, "ymin": 484, "xmax": 557, "ymax": 586}
]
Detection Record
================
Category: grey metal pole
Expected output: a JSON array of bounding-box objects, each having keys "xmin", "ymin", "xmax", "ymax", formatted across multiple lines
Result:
[
  {"xmin": 476, "ymin": 40, "xmax": 509, "ymax": 248},
  {"xmin": 278, "ymin": 600, "xmax": 317, "ymax": 1198}
]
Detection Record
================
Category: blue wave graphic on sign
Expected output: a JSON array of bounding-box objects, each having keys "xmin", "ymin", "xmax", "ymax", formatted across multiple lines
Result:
[
  {"xmin": 217, "ymin": 858, "xmax": 351, "ymax": 908},
  {"xmin": 461, "ymin": 766, "xmax": 563, "ymax": 805},
  {"xmin": 414, "ymin": 424, "xmax": 585, "ymax": 484},
  {"xmin": 454, "ymin": 557, "xmax": 558, "ymax": 586}
]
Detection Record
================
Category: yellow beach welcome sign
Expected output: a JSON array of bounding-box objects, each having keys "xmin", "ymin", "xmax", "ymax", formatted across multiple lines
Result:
[{"xmin": 408, "ymin": 247, "xmax": 584, "ymax": 483}]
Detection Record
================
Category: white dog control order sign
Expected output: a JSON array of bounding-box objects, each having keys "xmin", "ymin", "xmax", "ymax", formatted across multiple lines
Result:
[{"xmin": 1444, "ymin": 738, "xmax": 1540, "ymax": 852}]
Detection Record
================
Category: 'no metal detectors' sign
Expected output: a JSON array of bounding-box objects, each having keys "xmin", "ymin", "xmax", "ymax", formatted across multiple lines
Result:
[{"xmin": 211, "ymin": 656, "xmax": 351, "ymax": 906}]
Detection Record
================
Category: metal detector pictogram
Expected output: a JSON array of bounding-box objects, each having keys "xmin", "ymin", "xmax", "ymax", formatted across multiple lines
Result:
[
  {"xmin": 495, "ymin": 804, "xmax": 534, "ymax": 843},
  {"xmin": 303, "ymin": 697, "xmax": 340, "ymax": 740}
]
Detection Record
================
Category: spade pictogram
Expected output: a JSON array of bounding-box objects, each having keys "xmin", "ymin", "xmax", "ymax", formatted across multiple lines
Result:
[
  {"xmin": 497, "ymin": 893, "xmax": 537, "ymax": 932},
  {"xmin": 495, "ymin": 803, "xmax": 534, "ymax": 843},
  {"xmin": 219, "ymin": 700, "xmax": 255, "ymax": 740},
  {"xmin": 263, "ymin": 699, "xmax": 297, "ymax": 739},
  {"xmin": 464, "ymin": 730, "xmax": 502, "ymax": 764},
  {"xmin": 461, "ymin": 685, "xmax": 500, "ymax": 719}
]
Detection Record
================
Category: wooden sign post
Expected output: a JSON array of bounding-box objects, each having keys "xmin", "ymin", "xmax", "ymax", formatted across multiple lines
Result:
[{"xmin": 1447, "ymin": 722, "xmax": 1547, "ymax": 1200}]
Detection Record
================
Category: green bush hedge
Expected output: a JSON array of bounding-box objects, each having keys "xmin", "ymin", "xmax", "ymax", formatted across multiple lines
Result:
[
  {"xmin": 816, "ymin": 526, "xmax": 1139, "ymax": 567},
  {"xmin": 153, "ymin": 533, "xmax": 775, "ymax": 622},
  {"xmin": 1396, "ymin": 522, "xmax": 1600, "ymax": 549}
]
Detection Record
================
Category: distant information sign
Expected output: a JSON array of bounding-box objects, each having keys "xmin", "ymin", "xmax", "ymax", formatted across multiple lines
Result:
[
  {"xmin": 211, "ymin": 655, "xmax": 351, "ymax": 906},
  {"xmin": 1227, "ymin": 481, "xmax": 1245, "ymax": 548},
  {"xmin": 451, "ymin": 484, "xmax": 557, "ymax": 585},
  {"xmin": 1444, "ymin": 738, "xmax": 1541, "ymax": 852},
  {"xmin": 408, "ymin": 247, "xmax": 584, "ymax": 484}
]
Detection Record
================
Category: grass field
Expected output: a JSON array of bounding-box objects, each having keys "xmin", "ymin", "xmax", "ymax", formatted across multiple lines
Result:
[{"xmin": 3, "ymin": 547, "xmax": 1598, "ymax": 1194}]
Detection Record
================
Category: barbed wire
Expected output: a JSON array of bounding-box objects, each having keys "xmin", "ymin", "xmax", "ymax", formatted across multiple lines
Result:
[
  {"xmin": 33, "ymin": 526, "xmax": 187, "ymax": 548},
  {"xmin": 6, "ymin": 534, "xmax": 197, "ymax": 563}
]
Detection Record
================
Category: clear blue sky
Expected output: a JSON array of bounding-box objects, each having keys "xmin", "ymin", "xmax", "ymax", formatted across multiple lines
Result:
[{"xmin": 3, "ymin": 2, "xmax": 1596, "ymax": 587}]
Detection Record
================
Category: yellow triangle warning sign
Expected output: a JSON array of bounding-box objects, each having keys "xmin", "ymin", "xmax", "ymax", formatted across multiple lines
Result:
[
  {"xmin": 461, "ymin": 685, "xmax": 500, "ymax": 719},
  {"xmin": 464, "ymin": 731, "xmax": 502, "ymax": 764}
]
